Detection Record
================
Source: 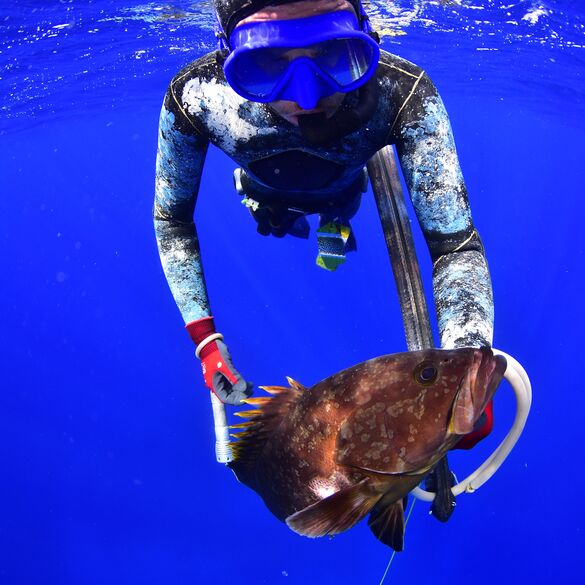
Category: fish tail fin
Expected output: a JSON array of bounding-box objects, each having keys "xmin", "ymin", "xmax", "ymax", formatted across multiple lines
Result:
[
  {"xmin": 367, "ymin": 497, "xmax": 405, "ymax": 551},
  {"xmin": 285, "ymin": 478, "xmax": 380, "ymax": 538}
]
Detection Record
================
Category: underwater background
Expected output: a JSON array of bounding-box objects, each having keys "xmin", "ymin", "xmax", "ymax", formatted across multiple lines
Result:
[{"xmin": 1, "ymin": 0, "xmax": 583, "ymax": 583}]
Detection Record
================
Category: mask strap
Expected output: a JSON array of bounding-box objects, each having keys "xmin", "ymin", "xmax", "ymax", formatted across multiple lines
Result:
[
  {"xmin": 215, "ymin": 14, "xmax": 230, "ymax": 52},
  {"xmin": 356, "ymin": 0, "xmax": 380, "ymax": 42}
]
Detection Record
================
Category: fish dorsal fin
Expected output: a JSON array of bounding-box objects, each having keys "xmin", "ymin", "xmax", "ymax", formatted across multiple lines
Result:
[
  {"xmin": 368, "ymin": 497, "xmax": 405, "ymax": 551},
  {"xmin": 228, "ymin": 379, "xmax": 305, "ymax": 482},
  {"xmin": 285, "ymin": 478, "xmax": 381, "ymax": 537},
  {"xmin": 286, "ymin": 377, "xmax": 307, "ymax": 392}
]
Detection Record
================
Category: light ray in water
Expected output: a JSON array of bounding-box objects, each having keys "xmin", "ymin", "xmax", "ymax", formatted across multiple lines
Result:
[{"xmin": 378, "ymin": 498, "xmax": 417, "ymax": 585}]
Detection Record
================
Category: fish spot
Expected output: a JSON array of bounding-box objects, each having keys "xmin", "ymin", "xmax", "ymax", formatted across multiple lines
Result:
[
  {"xmin": 386, "ymin": 403, "xmax": 405, "ymax": 418},
  {"xmin": 408, "ymin": 423, "xmax": 419, "ymax": 443},
  {"xmin": 360, "ymin": 433, "xmax": 370, "ymax": 443},
  {"xmin": 355, "ymin": 392, "xmax": 372, "ymax": 406},
  {"xmin": 340, "ymin": 425, "xmax": 353, "ymax": 440}
]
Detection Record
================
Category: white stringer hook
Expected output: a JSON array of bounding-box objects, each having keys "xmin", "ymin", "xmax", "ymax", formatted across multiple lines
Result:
[{"xmin": 411, "ymin": 349, "xmax": 531, "ymax": 501}]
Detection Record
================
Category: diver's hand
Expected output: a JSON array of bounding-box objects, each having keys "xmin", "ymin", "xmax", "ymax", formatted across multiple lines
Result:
[
  {"xmin": 186, "ymin": 317, "xmax": 253, "ymax": 405},
  {"xmin": 200, "ymin": 339, "xmax": 253, "ymax": 405}
]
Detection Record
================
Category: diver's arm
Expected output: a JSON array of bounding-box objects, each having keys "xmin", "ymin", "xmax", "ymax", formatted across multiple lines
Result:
[
  {"xmin": 389, "ymin": 73, "xmax": 494, "ymax": 349},
  {"xmin": 154, "ymin": 89, "xmax": 252, "ymax": 405},
  {"xmin": 154, "ymin": 94, "xmax": 211, "ymax": 323}
]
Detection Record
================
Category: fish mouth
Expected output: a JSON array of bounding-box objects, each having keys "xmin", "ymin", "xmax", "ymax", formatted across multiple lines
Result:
[{"xmin": 451, "ymin": 347, "xmax": 507, "ymax": 435}]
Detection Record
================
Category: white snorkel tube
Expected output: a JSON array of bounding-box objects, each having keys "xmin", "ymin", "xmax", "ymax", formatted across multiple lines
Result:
[{"xmin": 411, "ymin": 349, "xmax": 531, "ymax": 501}]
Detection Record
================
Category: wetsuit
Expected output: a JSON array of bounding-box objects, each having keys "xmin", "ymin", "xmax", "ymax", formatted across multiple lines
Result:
[{"xmin": 154, "ymin": 49, "xmax": 494, "ymax": 350}]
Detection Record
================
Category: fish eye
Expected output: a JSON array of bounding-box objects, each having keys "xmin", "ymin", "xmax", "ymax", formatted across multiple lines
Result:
[{"xmin": 414, "ymin": 362, "xmax": 438, "ymax": 385}]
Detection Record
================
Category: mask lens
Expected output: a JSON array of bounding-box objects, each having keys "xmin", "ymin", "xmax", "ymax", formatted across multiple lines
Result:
[
  {"xmin": 228, "ymin": 47, "xmax": 292, "ymax": 97},
  {"xmin": 230, "ymin": 38, "xmax": 374, "ymax": 98},
  {"xmin": 312, "ymin": 38, "xmax": 375, "ymax": 86}
]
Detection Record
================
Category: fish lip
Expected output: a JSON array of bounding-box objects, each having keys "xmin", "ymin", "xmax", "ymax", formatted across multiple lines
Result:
[
  {"xmin": 449, "ymin": 349, "xmax": 483, "ymax": 435},
  {"xmin": 451, "ymin": 347, "xmax": 503, "ymax": 435},
  {"xmin": 463, "ymin": 347, "xmax": 507, "ymax": 421},
  {"xmin": 477, "ymin": 346, "xmax": 507, "ymax": 404}
]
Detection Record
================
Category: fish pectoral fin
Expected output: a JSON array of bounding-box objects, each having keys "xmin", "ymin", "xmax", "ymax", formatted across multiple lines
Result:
[
  {"xmin": 285, "ymin": 478, "xmax": 380, "ymax": 538},
  {"xmin": 367, "ymin": 497, "xmax": 405, "ymax": 552}
]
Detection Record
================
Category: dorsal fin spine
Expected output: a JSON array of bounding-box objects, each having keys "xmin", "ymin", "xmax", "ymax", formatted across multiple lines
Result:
[
  {"xmin": 286, "ymin": 377, "xmax": 306, "ymax": 391},
  {"xmin": 259, "ymin": 385, "xmax": 288, "ymax": 394}
]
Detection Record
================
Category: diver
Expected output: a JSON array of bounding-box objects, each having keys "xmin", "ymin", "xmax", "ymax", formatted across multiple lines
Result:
[{"xmin": 154, "ymin": 0, "xmax": 495, "ymax": 449}]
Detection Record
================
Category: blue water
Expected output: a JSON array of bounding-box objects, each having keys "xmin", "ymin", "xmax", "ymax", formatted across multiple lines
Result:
[{"xmin": 1, "ymin": 1, "xmax": 584, "ymax": 584}]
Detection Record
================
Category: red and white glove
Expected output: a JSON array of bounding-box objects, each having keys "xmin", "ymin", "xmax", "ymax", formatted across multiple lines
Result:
[{"xmin": 186, "ymin": 317, "xmax": 253, "ymax": 405}]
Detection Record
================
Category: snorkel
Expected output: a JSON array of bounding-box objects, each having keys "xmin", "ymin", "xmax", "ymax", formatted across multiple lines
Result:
[{"xmin": 214, "ymin": 0, "xmax": 381, "ymax": 145}]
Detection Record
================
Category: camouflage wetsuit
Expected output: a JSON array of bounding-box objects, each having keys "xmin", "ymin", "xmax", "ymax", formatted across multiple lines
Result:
[{"xmin": 154, "ymin": 49, "xmax": 494, "ymax": 350}]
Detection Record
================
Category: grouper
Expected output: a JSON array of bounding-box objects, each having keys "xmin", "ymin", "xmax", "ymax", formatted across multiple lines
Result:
[{"xmin": 228, "ymin": 347, "xmax": 506, "ymax": 550}]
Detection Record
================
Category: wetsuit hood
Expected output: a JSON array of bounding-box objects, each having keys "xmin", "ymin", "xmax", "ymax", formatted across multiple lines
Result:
[{"xmin": 214, "ymin": 0, "xmax": 368, "ymax": 40}]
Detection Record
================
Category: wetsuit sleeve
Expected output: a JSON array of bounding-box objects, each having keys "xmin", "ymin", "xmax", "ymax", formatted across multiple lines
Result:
[
  {"xmin": 389, "ymin": 73, "xmax": 494, "ymax": 349},
  {"xmin": 154, "ymin": 88, "xmax": 212, "ymax": 324}
]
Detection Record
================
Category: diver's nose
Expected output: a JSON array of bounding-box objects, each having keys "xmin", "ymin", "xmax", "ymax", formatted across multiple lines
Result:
[{"xmin": 281, "ymin": 59, "xmax": 334, "ymax": 111}]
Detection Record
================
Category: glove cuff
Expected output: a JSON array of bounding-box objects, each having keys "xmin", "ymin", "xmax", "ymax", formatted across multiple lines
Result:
[
  {"xmin": 186, "ymin": 318, "xmax": 225, "ymax": 360},
  {"xmin": 196, "ymin": 334, "xmax": 224, "ymax": 359},
  {"xmin": 185, "ymin": 316, "xmax": 216, "ymax": 345}
]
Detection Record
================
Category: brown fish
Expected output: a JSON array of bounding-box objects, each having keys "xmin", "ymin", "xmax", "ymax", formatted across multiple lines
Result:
[{"xmin": 228, "ymin": 347, "xmax": 506, "ymax": 550}]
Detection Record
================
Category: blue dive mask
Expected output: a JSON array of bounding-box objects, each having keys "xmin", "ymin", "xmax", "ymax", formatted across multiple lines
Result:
[{"xmin": 223, "ymin": 11, "xmax": 380, "ymax": 110}]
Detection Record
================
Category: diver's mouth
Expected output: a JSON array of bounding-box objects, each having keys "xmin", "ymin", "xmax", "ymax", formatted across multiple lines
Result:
[
  {"xmin": 292, "ymin": 110, "xmax": 326, "ymax": 123},
  {"xmin": 278, "ymin": 111, "xmax": 321, "ymax": 127},
  {"xmin": 294, "ymin": 109, "xmax": 320, "ymax": 115}
]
